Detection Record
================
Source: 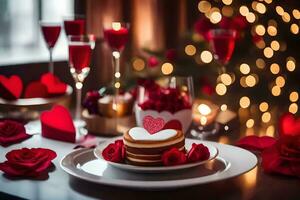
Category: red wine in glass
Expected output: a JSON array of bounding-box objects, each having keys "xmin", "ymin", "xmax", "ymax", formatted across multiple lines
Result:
[
  {"xmin": 208, "ymin": 29, "xmax": 236, "ymax": 67},
  {"xmin": 64, "ymin": 19, "xmax": 85, "ymax": 36},
  {"xmin": 40, "ymin": 22, "xmax": 61, "ymax": 74},
  {"xmin": 104, "ymin": 27, "xmax": 129, "ymax": 51},
  {"xmin": 69, "ymin": 44, "xmax": 91, "ymax": 73}
]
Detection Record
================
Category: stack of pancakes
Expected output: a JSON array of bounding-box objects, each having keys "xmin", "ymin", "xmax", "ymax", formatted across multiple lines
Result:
[{"xmin": 123, "ymin": 127, "xmax": 185, "ymax": 166}]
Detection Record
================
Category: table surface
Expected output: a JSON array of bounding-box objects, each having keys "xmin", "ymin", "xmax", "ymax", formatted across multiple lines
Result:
[{"xmin": 0, "ymin": 122, "xmax": 300, "ymax": 200}]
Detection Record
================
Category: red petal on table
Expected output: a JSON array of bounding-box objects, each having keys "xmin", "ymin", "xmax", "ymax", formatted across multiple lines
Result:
[
  {"xmin": 24, "ymin": 81, "xmax": 48, "ymax": 98},
  {"xmin": 236, "ymin": 135, "xmax": 277, "ymax": 152},
  {"xmin": 40, "ymin": 105, "xmax": 76, "ymax": 143},
  {"xmin": 0, "ymin": 75, "xmax": 23, "ymax": 100},
  {"xmin": 262, "ymin": 145, "xmax": 295, "ymax": 177}
]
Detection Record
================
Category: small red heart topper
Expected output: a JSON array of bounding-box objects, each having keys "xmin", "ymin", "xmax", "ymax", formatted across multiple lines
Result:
[
  {"xmin": 143, "ymin": 116, "xmax": 165, "ymax": 134},
  {"xmin": 0, "ymin": 75, "xmax": 23, "ymax": 100},
  {"xmin": 40, "ymin": 105, "xmax": 76, "ymax": 143},
  {"xmin": 41, "ymin": 73, "xmax": 67, "ymax": 96}
]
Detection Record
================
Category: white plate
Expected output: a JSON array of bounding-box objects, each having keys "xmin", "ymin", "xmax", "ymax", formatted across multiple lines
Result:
[
  {"xmin": 94, "ymin": 138, "xmax": 218, "ymax": 173},
  {"xmin": 60, "ymin": 139, "xmax": 257, "ymax": 190}
]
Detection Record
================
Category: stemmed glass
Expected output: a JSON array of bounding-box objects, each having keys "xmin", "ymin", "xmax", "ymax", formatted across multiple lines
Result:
[
  {"xmin": 63, "ymin": 15, "xmax": 85, "ymax": 36},
  {"xmin": 40, "ymin": 22, "xmax": 61, "ymax": 74},
  {"xmin": 103, "ymin": 22, "xmax": 129, "ymax": 115},
  {"xmin": 68, "ymin": 35, "xmax": 95, "ymax": 125},
  {"xmin": 208, "ymin": 29, "xmax": 237, "ymax": 74}
]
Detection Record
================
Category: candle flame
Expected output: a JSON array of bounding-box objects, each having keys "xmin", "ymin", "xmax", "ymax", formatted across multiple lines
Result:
[{"xmin": 112, "ymin": 22, "xmax": 121, "ymax": 31}]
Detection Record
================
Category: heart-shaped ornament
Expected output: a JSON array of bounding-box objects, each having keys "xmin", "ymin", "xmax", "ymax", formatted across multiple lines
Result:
[
  {"xmin": 40, "ymin": 105, "xmax": 76, "ymax": 143},
  {"xmin": 0, "ymin": 75, "xmax": 23, "ymax": 100},
  {"xmin": 24, "ymin": 81, "xmax": 48, "ymax": 98},
  {"xmin": 142, "ymin": 115, "xmax": 165, "ymax": 134},
  {"xmin": 129, "ymin": 127, "xmax": 177, "ymax": 141},
  {"xmin": 41, "ymin": 73, "xmax": 67, "ymax": 96},
  {"xmin": 279, "ymin": 113, "xmax": 300, "ymax": 137}
]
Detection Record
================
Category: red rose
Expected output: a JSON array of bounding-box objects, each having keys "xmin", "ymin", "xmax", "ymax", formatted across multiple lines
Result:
[
  {"xmin": 0, "ymin": 148, "xmax": 56, "ymax": 177},
  {"xmin": 0, "ymin": 120, "xmax": 31, "ymax": 147},
  {"xmin": 187, "ymin": 143, "xmax": 210, "ymax": 163},
  {"xmin": 162, "ymin": 148, "xmax": 186, "ymax": 166},
  {"xmin": 102, "ymin": 140, "xmax": 125, "ymax": 163}
]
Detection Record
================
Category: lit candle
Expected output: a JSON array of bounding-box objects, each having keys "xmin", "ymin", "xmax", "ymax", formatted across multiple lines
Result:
[{"xmin": 192, "ymin": 100, "xmax": 219, "ymax": 126}]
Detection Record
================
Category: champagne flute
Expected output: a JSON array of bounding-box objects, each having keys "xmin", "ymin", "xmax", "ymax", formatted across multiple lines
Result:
[
  {"xmin": 103, "ymin": 22, "xmax": 129, "ymax": 116},
  {"xmin": 40, "ymin": 21, "xmax": 61, "ymax": 74},
  {"xmin": 68, "ymin": 35, "xmax": 95, "ymax": 125}
]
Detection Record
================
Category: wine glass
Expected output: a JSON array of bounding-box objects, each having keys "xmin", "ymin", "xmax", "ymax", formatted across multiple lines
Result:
[
  {"xmin": 68, "ymin": 35, "xmax": 95, "ymax": 125},
  {"xmin": 208, "ymin": 29, "xmax": 237, "ymax": 74},
  {"xmin": 103, "ymin": 22, "xmax": 130, "ymax": 115},
  {"xmin": 63, "ymin": 15, "xmax": 85, "ymax": 36},
  {"xmin": 40, "ymin": 21, "xmax": 61, "ymax": 74}
]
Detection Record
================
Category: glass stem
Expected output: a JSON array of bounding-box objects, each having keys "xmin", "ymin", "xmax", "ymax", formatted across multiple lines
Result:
[
  {"xmin": 112, "ymin": 51, "xmax": 121, "ymax": 117},
  {"xmin": 75, "ymin": 82, "xmax": 83, "ymax": 120},
  {"xmin": 49, "ymin": 48, "xmax": 54, "ymax": 74}
]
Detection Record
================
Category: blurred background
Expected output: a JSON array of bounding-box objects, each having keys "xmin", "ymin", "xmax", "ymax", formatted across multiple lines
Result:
[{"xmin": 0, "ymin": 0, "xmax": 300, "ymax": 138}]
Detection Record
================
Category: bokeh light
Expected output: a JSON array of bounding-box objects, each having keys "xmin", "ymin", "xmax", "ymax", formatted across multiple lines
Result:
[
  {"xmin": 256, "ymin": 58, "xmax": 265, "ymax": 69},
  {"xmin": 275, "ymin": 76, "xmax": 285, "ymax": 87},
  {"xmin": 255, "ymin": 24, "xmax": 266, "ymax": 36},
  {"xmin": 221, "ymin": 104, "xmax": 227, "ymax": 111},
  {"xmin": 259, "ymin": 102, "xmax": 269, "ymax": 112},
  {"xmin": 161, "ymin": 63, "xmax": 174, "ymax": 75},
  {"xmin": 271, "ymin": 85, "xmax": 281, "ymax": 96},
  {"xmin": 200, "ymin": 50, "xmax": 213, "ymax": 63},
  {"xmin": 270, "ymin": 63, "xmax": 280, "ymax": 74},
  {"xmin": 264, "ymin": 47, "xmax": 274, "ymax": 58},
  {"xmin": 198, "ymin": 1, "xmax": 211, "ymax": 13},
  {"xmin": 245, "ymin": 75, "xmax": 256, "ymax": 87},
  {"xmin": 216, "ymin": 83, "xmax": 227, "ymax": 95},
  {"xmin": 240, "ymin": 63, "xmax": 250, "ymax": 74},
  {"xmin": 262, "ymin": 112, "xmax": 271, "ymax": 123},
  {"xmin": 289, "ymin": 92, "xmax": 299, "ymax": 102},
  {"xmin": 289, "ymin": 103, "xmax": 298, "ymax": 114},
  {"xmin": 290, "ymin": 24, "xmax": 299, "ymax": 34},
  {"xmin": 132, "ymin": 58, "xmax": 145, "ymax": 71},
  {"xmin": 240, "ymin": 96, "xmax": 250, "ymax": 108},
  {"xmin": 286, "ymin": 57, "xmax": 296, "ymax": 72},
  {"xmin": 220, "ymin": 73, "xmax": 232, "ymax": 86},
  {"xmin": 270, "ymin": 40, "xmax": 280, "ymax": 51},
  {"xmin": 185, "ymin": 44, "xmax": 196, "ymax": 56}
]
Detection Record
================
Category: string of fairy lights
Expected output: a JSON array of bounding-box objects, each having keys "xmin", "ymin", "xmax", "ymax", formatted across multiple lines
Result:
[{"xmin": 130, "ymin": 0, "xmax": 299, "ymax": 134}]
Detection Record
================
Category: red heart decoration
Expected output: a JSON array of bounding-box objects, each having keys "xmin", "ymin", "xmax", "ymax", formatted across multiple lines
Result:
[
  {"xmin": 163, "ymin": 120, "xmax": 182, "ymax": 131},
  {"xmin": 40, "ymin": 105, "xmax": 76, "ymax": 143},
  {"xmin": 24, "ymin": 81, "xmax": 48, "ymax": 98},
  {"xmin": 0, "ymin": 75, "xmax": 23, "ymax": 100},
  {"xmin": 279, "ymin": 113, "xmax": 300, "ymax": 137},
  {"xmin": 40, "ymin": 73, "xmax": 67, "ymax": 96},
  {"xmin": 143, "ymin": 116, "xmax": 165, "ymax": 134}
]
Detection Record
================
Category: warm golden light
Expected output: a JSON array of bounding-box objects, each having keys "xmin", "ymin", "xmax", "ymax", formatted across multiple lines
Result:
[
  {"xmin": 256, "ymin": 58, "xmax": 265, "ymax": 69},
  {"xmin": 240, "ymin": 63, "xmax": 250, "ymax": 74},
  {"xmin": 267, "ymin": 26, "xmax": 277, "ymax": 36},
  {"xmin": 220, "ymin": 104, "xmax": 227, "ymax": 111},
  {"xmin": 240, "ymin": 6, "xmax": 249, "ymax": 16},
  {"xmin": 114, "ymin": 82, "xmax": 121, "ymax": 88},
  {"xmin": 185, "ymin": 44, "xmax": 196, "ymax": 56},
  {"xmin": 198, "ymin": 104, "xmax": 212, "ymax": 115},
  {"xmin": 264, "ymin": 0, "xmax": 272, "ymax": 4},
  {"xmin": 255, "ymin": 25, "xmax": 266, "ymax": 36},
  {"xmin": 290, "ymin": 91, "xmax": 299, "ymax": 102},
  {"xmin": 262, "ymin": 112, "xmax": 271, "ymax": 123},
  {"xmin": 132, "ymin": 58, "xmax": 145, "ymax": 71},
  {"xmin": 161, "ymin": 63, "xmax": 173, "ymax": 75},
  {"xmin": 289, "ymin": 103, "xmax": 298, "ymax": 114},
  {"xmin": 210, "ymin": 11, "xmax": 222, "ymax": 24},
  {"xmin": 240, "ymin": 96, "xmax": 250, "ymax": 108},
  {"xmin": 266, "ymin": 125, "xmax": 275, "ymax": 137},
  {"xmin": 115, "ymin": 72, "xmax": 121, "ymax": 78},
  {"xmin": 198, "ymin": 1, "xmax": 211, "ymax": 13},
  {"xmin": 216, "ymin": 83, "xmax": 227, "ymax": 96},
  {"xmin": 282, "ymin": 12, "xmax": 291, "ymax": 22},
  {"xmin": 290, "ymin": 24, "xmax": 299, "ymax": 34},
  {"xmin": 222, "ymin": 6, "xmax": 234, "ymax": 17},
  {"xmin": 286, "ymin": 58, "xmax": 296, "ymax": 72},
  {"xmin": 112, "ymin": 22, "xmax": 121, "ymax": 31},
  {"xmin": 222, "ymin": 0, "xmax": 233, "ymax": 5},
  {"xmin": 270, "ymin": 40, "xmax": 280, "ymax": 51},
  {"xmin": 264, "ymin": 47, "xmax": 274, "ymax": 58},
  {"xmin": 246, "ymin": 119, "xmax": 255, "ymax": 128},
  {"xmin": 245, "ymin": 75, "xmax": 256, "ymax": 87},
  {"xmin": 270, "ymin": 63, "xmax": 280, "ymax": 74},
  {"xmin": 259, "ymin": 102, "xmax": 269, "ymax": 112},
  {"xmin": 240, "ymin": 76, "xmax": 247, "ymax": 88},
  {"xmin": 246, "ymin": 12, "xmax": 256, "ymax": 23},
  {"xmin": 220, "ymin": 73, "xmax": 232, "ymax": 86},
  {"xmin": 292, "ymin": 9, "xmax": 300, "ymax": 19},
  {"xmin": 271, "ymin": 85, "xmax": 281, "ymax": 96},
  {"xmin": 256, "ymin": 3, "xmax": 266, "ymax": 14},
  {"xmin": 200, "ymin": 50, "xmax": 213, "ymax": 63},
  {"xmin": 256, "ymin": 40, "xmax": 266, "ymax": 49},
  {"xmin": 276, "ymin": 6, "xmax": 284, "ymax": 16},
  {"xmin": 275, "ymin": 76, "xmax": 285, "ymax": 88}
]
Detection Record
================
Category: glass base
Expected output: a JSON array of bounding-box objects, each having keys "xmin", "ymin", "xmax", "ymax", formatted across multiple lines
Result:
[{"xmin": 190, "ymin": 122, "xmax": 220, "ymax": 140}]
